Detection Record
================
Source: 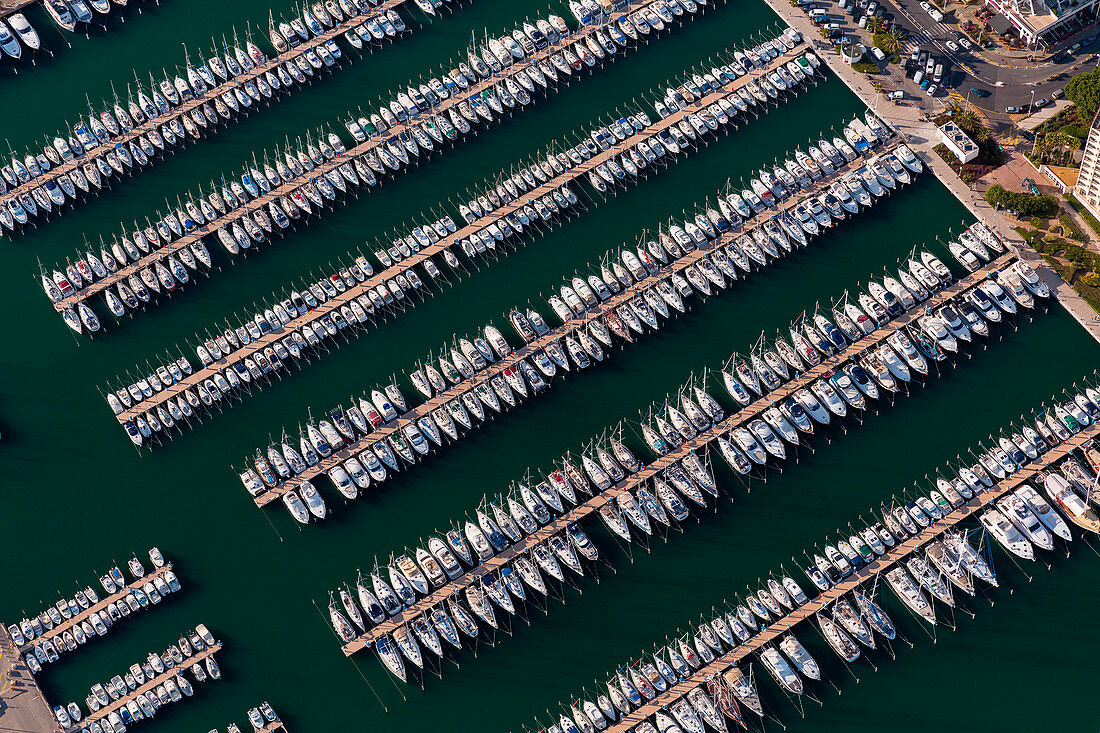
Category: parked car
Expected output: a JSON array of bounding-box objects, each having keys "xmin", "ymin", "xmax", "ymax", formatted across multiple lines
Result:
[
  {"xmin": 926, "ymin": 84, "xmax": 938, "ymax": 96},
  {"xmin": 1004, "ymin": 105, "xmax": 1022, "ymax": 114},
  {"xmin": 1034, "ymin": 97, "xmax": 1051, "ymax": 108},
  {"xmin": 1052, "ymin": 88, "xmax": 1065, "ymax": 99}
]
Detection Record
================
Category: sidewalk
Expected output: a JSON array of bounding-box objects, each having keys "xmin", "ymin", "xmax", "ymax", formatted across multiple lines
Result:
[
  {"xmin": 763, "ymin": 0, "xmax": 1100, "ymax": 342},
  {"xmin": 1018, "ymin": 99, "xmax": 1073, "ymax": 131}
]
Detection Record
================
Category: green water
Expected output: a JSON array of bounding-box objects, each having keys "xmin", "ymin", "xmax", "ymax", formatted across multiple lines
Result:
[{"xmin": 3, "ymin": 1, "xmax": 1100, "ymax": 732}]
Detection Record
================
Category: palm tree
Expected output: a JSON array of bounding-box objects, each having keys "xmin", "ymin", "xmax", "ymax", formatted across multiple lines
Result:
[
  {"xmin": 954, "ymin": 110, "xmax": 990, "ymax": 142},
  {"xmin": 1047, "ymin": 132, "xmax": 1080, "ymax": 164},
  {"xmin": 877, "ymin": 28, "xmax": 907, "ymax": 55},
  {"xmin": 1033, "ymin": 133, "xmax": 1055, "ymax": 162}
]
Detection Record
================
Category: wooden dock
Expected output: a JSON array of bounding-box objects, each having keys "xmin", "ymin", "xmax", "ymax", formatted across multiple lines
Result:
[
  {"xmin": 340, "ymin": 253, "xmax": 1016, "ymax": 655},
  {"xmin": 257, "ymin": 721, "xmax": 288, "ymax": 733},
  {"xmin": 52, "ymin": 0, "xmax": 680, "ymax": 314},
  {"xmin": 4, "ymin": 0, "xmax": 417, "ymax": 219},
  {"xmin": 68, "ymin": 642, "xmax": 222, "ymax": 732},
  {"xmin": 605, "ymin": 417, "xmax": 1100, "ymax": 731},
  {"xmin": 15, "ymin": 563, "xmax": 178, "ymax": 657},
  {"xmin": 254, "ymin": 137, "xmax": 901, "ymax": 508},
  {"xmin": 0, "ymin": 0, "xmax": 35, "ymax": 21},
  {"xmin": 109, "ymin": 39, "xmax": 810, "ymax": 435}
]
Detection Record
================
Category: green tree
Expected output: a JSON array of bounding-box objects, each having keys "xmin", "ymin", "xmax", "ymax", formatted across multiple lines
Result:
[
  {"xmin": 984, "ymin": 184, "xmax": 1059, "ymax": 216},
  {"xmin": 1033, "ymin": 133, "xmax": 1055, "ymax": 162},
  {"xmin": 1064, "ymin": 68, "xmax": 1100, "ymax": 124},
  {"xmin": 1035, "ymin": 131, "xmax": 1080, "ymax": 164},
  {"xmin": 884, "ymin": 28, "xmax": 907, "ymax": 53},
  {"xmin": 872, "ymin": 28, "xmax": 907, "ymax": 55},
  {"xmin": 954, "ymin": 110, "xmax": 990, "ymax": 141}
]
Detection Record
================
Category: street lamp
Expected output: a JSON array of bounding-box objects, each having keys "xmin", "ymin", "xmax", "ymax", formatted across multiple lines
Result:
[
  {"xmin": 1030, "ymin": 89, "xmax": 1037, "ymax": 156},
  {"xmin": 965, "ymin": 86, "xmax": 974, "ymax": 110}
]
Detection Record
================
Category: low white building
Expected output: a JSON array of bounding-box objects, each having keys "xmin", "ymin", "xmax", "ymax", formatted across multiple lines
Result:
[{"xmin": 938, "ymin": 121, "xmax": 980, "ymax": 163}]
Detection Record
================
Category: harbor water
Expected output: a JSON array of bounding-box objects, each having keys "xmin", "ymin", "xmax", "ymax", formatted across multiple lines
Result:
[{"xmin": 1, "ymin": 0, "xmax": 1099, "ymax": 731}]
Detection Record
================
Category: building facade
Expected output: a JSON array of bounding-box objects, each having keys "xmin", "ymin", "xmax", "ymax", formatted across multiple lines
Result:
[
  {"xmin": 985, "ymin": 0, "xmax": 1099, "ymax": 47},
  {"xmin": 1074, "ymin": 107, "xmax": 1100, "ymax": 219}
]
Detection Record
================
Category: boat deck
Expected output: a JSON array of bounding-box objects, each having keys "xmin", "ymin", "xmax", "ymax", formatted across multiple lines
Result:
[
  {"xmin": 340, "ymin": 252, "xmax": 1016, "ymax": 655},
  {"xmin": 14, "ymin": 563, "xmax": 177, "ymax": 657},
  {"xmin": 52, "ymin": 0, "xmax": 670, "ymax": 314},
  {"xmin": 606, "ymin": 416, "xmax": 1100, "ymax": 731},
  {"xmin": 65, "ymin": 642, "xmax": 222, "ymax": 732},
  {"xmin": 108, "ymin": 37, "xmax": 809, "ymax": 437},
  {"xmin": 4, "ymin": 0, "xmax": 415, "ymax": 217},
  {"xmin": 0, "ymin": 626, "xmax": 57, "ymax": 733},
  {"xmin": 253, "ymin": 136, "xmax": 901, "ymax": 509}
]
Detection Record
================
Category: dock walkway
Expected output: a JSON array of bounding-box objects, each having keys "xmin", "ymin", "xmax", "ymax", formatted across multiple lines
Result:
[
  {"xmin": 15, "ymin": 564, "xmax": 177, "ymax": 657},
  {"xmin": 606, "ymin": 417, "xmax": 1100, "ymax": 730},
  {"xmin": 110, "ymin": 41, "xmax": 810, "ymax": 433},
  {"xmin": 341, "ymin": 253, "xmax": 1015, "ymax": 655},
  {"xmin": 257, "ymin": 722, "xmax": 288, "ymax": 733},
  {"xmin": 70, "ymin": 643, "xmax": 222, "ymax": 732},
  {"xmin": 255, "ymin": 137, "xmax": 899, "ymax": 508},
  {"xmin": 0, "ymin": 627, "xmax": 56, "ymax": 733},
  {"xmin": 5, "ymin": 0, "xmax": 415, "ymax": 217},
  {"xmin": 53, "ymin": 0, "xmax": 675, "ymax": 313},
  {"xmin": 0, "ymin": 0, "xmax": 34, "ymax": 20}
]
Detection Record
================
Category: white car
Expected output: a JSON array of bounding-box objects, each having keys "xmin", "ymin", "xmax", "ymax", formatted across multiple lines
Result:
[
  {"xmin": 920, "ymin": 1, "xmax": 931, "ymax": 9},
  {"xmin": 926, "ymin": 84, "xmax": 939, "ymax": 96},
  {"xmin": 945, "ymin": 40, "xmax": 959, "ymax": 52}
]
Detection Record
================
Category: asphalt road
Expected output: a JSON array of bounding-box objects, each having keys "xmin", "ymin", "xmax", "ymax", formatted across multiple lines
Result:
[
  {"xmin": 808, "ymin": 0, "xmax": 1100, "ymax": 119},
  {"xmin": 883, "ymin": 0, "xmax": 1097, "ymax": 110}
]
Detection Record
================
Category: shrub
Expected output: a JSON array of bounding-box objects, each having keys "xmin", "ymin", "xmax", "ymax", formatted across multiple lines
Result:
[
  {"xmin": 1030, "ymin": 216, "xmax": 1043, "ymax": 227},
  {"xmin": 1065, "ymin": 193, "xmax": 1100, "ymax": 238},
  {"xmin": 1060, "ymin": 124, "xmax": 1089, "ymax": 140},
  {"xmin": 1059, "ymin": 213, "xmax": 1086, "ymax": 241},
  {"xmin": 851, "ymin": 60, "xmax": 881, "ymax": 73},
  {"xmin": 1080, "ymin": 272, "xmax": 1100, "ymax": 287},
  {"xmin": 983, "ymin": 184, "xmax": 1059, "ymax": 217}
]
